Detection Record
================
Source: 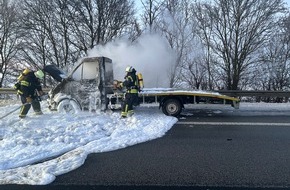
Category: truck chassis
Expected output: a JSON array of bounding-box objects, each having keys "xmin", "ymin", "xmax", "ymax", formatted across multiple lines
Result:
[{"xmin": 108, "ymin": 88, "xmax": 240, "ymax": 117}]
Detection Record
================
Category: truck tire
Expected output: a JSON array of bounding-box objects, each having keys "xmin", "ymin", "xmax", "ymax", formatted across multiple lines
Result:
[
  {"xmin": 57, "ymin": 98, "xmax": 81, "ymax": 114},
  {"xmin": 162, "ymin": 98, "xmax": 182, "ymax": 117}
]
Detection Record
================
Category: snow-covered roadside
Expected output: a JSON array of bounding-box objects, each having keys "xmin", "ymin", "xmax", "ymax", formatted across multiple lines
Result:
[{"xmin": 0, "ymin": 102, "xmax": 177, "ymax": 185}]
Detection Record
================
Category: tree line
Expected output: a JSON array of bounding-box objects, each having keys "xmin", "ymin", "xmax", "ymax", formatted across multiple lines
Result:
[{"xmin": 0, "ymin": 0, "xmax": 289, "ymax": 92}]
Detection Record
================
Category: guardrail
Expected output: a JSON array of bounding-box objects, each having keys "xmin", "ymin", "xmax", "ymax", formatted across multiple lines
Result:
[
  {"xmin": 0, "ymin": 88, "xmax": 51, "ymax": 94},
  {"xmin": 0, "ymin": 88, "xmax": 290, "ymax": 98},
  {"xmin": 215, "ymin": 90, "xmax": 290, "ymax": 98}
]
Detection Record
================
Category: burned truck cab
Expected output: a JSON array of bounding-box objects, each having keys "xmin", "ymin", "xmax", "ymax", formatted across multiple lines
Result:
[{"xmin": 45, "ymin": 57, "xmax": 114, "ymax": 113}]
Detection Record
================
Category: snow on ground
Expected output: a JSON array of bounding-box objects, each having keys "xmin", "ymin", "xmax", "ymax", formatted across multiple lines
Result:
[
  {"xmin": 1, "ymin": 100, "xmax": 290, "ymax": 185},
  {"xmin": 0, "ymin": 101, "xmax": 177, "ymax": 185}
]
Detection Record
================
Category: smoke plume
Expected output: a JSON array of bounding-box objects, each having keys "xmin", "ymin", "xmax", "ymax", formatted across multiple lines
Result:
[{"xmin": 88, "ymin": 34, "xmax": 176, "ymax": 88}]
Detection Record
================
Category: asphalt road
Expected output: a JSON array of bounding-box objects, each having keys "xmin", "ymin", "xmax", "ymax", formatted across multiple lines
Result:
[{"xmin": 4, "ymin": 107, "xmax": 290, "ymax": 190}]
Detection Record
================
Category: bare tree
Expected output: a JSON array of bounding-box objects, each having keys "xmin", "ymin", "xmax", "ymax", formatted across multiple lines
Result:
[
  {"xmin": 257, "ymin": 15, "xmax": 290, "ymax": 93},
  {"xmin": 0, "ymin": 0, "xmax": 22, "ymax": 87},
  {"xmin": 19, "ymin": 0, "xmax": 85, "ymax": 68},
  {"xmin": 18, "ymin": 0, "xmax": 61, "ymax": 86},
  {"xmin": 126, "ymin": 19, "xmax": 142, "ymax": 42},
  {"xmin": 157, "ymin": 0, "xmax": 203, "ymax": 88},
  {"xmin": 181, "ymin": 53, "xmax": 207, "ymax": 90},
  {"xmin": 193, "ymin": 1, "xmax": 216, "ymax": 90},
  {"xmin": 141, "ymin": 0, "xmax": 164, "ymax": 33},
  {"xmin": 16, "ymin": 0, "xmax": 135, "ymax": 86},
  {"xmin": 194, "ymin": 0, "xmax": 285, "ymax": 90},
  {"xmin": 67, "ymin": 0, "xmax": 135, "ymax": 54}
]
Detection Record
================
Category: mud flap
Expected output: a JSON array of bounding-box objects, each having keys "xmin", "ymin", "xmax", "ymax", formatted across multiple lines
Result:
[{"xmin": 43, "ymin": 65, "xmax": 67, "ymax": 82}]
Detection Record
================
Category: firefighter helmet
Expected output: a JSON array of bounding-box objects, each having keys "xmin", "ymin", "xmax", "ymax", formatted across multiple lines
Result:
[
  {"xmin": 125, "ymin": 66, "xmax": 133, "ymax": 72},
  {"xmin": 34, "ymin": 70, "xmax": 44, "ymax": 79}
]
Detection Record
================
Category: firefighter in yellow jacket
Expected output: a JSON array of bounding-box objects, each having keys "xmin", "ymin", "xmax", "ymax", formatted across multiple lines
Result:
[
  {"xmin": 120, "ymin": 66, "xmax": 139, "ymax": 118},
  {"xmin": 14, "ymin": 69, "xmax": 45, "ymax": 118}
]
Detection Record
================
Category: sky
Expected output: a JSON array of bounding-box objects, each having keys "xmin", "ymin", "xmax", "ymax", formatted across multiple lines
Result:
[{"xmin": 1, "ymin": 99, "xmax": 290, "ymax": 185}]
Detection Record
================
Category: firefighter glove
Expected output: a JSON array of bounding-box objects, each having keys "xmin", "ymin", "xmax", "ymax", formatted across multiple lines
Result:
[
  {"xmin": 26, "ymin": 97, "xmax": 33, "ymax": 103},
  {"xmin": 13, "ymin": 83, "xmax": 20, "ymax": 90},
  {"xmin": 113, "ymin": 80, "xmax": 123, "ymax": 89}
]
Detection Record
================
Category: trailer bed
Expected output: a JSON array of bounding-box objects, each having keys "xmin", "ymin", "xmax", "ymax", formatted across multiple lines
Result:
[{"xmin": 108, "ymin": 88, "xmax": 240, "ymax": 116}]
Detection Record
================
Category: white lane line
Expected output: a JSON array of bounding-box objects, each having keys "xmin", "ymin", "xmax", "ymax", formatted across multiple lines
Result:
[{"xmin": 177, "ymin": 121, "xmax": 290, "ymax": 126}]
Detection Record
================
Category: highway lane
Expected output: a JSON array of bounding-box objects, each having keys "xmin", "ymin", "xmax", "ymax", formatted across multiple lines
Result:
[{"xmin": 4, "ymin": 106, "xmax": 290, "ymax": 190}]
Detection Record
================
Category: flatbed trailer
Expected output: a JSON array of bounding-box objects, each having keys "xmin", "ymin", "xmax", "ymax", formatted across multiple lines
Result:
[{"xmin": 108, "ymin": 88, "xmax": 240, "ymax": 117}]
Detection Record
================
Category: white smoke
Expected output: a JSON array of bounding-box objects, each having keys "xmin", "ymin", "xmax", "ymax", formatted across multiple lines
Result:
[{"xmin": 88, "ymin": 34, "xmax": 176, "ymax": 88}]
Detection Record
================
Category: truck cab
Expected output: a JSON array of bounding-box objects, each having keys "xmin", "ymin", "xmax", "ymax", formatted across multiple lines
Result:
[{"xmin": 45, "ymin": 57, "xmax": 114, "ymax": 113}]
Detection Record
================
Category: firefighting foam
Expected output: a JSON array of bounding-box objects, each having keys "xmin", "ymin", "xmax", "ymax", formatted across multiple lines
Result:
[{"xmin": 0, "ymin": 102, "xmax": 177, "ymax": 185}]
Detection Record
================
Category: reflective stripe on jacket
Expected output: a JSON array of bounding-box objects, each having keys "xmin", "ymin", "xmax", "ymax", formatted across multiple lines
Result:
[
  {"xmin": 123, "ymin": 74, "xmax": 139, "ymax": 93},
  {"xmin": 20, "ymin": 80, "xmax": 30, "ymax": 87},
  {"xmin": 127, "ymin": 89, "xmax": 138, "ymax": 93}
]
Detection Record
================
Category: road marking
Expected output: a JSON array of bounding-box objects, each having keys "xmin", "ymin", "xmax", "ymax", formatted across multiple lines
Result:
[{"xmin": 177, "ymin": 121, "xmax": 290, "ymax": 126}]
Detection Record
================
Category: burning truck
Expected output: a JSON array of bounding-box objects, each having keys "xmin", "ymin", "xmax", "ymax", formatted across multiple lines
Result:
[
  {"xmin": 44, "ymin": 56, "xmax": 114, "ymax": 113},
  {"xmin": 44, "ymin": 56, "xmax": 240, "ymax": 117}
]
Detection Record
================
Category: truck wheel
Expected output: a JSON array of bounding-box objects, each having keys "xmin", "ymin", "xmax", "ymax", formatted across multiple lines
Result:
[
  {"xmin": 57, "ymin": 99, "xmax": 81, "ymax": 114},
  {"xmin": 162, "ymin": 98, "xmax": 182, "ymax": 117}
]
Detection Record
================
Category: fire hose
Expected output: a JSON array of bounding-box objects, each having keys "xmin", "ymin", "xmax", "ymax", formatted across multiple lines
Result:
[
  {"xmin": 0, "ymin": 93, "xmax": 48, "ymax": 120},
  {"xmin": 0, "ymin": 104, "xmax": 25, "ymax": 120}
]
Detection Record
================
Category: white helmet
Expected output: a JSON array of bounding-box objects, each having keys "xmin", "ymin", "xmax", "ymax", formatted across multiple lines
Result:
[
  {"xmin": 34, "ymin": 70, "xmax": 44, "ymax": 79},
  {"xmin": 125, "ymin": 66, "xmax": 133, "ymax": 72}
]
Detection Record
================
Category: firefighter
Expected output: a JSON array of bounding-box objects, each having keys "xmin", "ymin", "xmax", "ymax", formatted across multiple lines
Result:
[
  {"xmin": 120, "ymin": 66, "xmax": 139, "ymax": 118},
  {"xmin": 14, "ymin": 69, "xmax": 45, "ymax": 118}
]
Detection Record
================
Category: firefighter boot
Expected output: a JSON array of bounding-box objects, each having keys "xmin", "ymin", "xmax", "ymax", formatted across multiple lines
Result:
[
  {"xmin": 128, "ymin": 110, "xmax": 134, "ymax": 117},
  {"xmin": 121, "ymin": 112, "xmax": 127, "ymax": 118},
  {"xmin": 19, "ymin": 103, "xmax": 31, "ymax": 118},
  {"xmin": 32, "ymin": 100, "xmax": 43, "ymax": 115}
]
